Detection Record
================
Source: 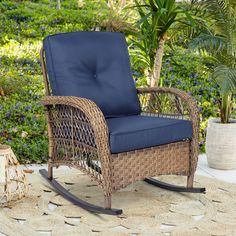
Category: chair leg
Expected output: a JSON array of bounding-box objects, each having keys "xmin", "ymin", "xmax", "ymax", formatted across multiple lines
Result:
[
  {"xmin": 187, "ymin": 174, "xmax": 194, "ymax": 188},
  {"xmin": 39, "ymin": 169, "xmax": 122, "ymax": 215},
  {"xmin": 48, "ymin": 161, "xmax": 53, "ymax": 180},
  {"xmin": 104, "ymin": 195, "xmax": 111, "ymax": 209}
]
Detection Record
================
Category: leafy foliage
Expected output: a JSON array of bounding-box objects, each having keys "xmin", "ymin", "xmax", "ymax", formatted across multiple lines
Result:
[
  {"xmin": 0, "ymin": 0, "xmax": 107, "ymax": 44},
  {"xmin": 190, "ymin": 0, "xmax": 236, "ymax": 123},
  {"xmin": 130, "ymin": 0, "xmax": 206, "ymax": 87},
  {"xmin": 131, "ymin": 0, "xmax": 181, "ymax": 73}
]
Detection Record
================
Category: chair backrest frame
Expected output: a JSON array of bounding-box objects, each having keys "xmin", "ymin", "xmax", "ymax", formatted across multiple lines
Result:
[{"xmin": 40, "ymin": 47, "xmax": 51, "ymax": 96}]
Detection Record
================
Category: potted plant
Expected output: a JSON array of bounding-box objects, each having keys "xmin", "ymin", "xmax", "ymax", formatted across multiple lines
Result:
[{"xmin": 191, "ymin": 0, "xmax": 236, "ymax": 169}]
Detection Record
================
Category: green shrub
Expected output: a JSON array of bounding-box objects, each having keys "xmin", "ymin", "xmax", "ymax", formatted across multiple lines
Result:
[
  {"xmin": 0, "ymin": 0, "xmax": 108, "ymax": 44},
  {"xmin": 0, "ymin": 80, "xmax": 47, "ymax": 163},
  {"xmin": 0, "ymin": 38, "xmax": 46, "ymax": 163}
]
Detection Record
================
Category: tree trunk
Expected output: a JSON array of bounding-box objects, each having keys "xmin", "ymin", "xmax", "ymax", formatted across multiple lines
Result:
[
  {"xmin": 220, "ymin": 92, "xmax": 232, "ymax": 123},
  {"xmin": 146, "ymin": 34, "xmax": 167, "ymax": 112},
  {"xmin": 150, "ymin": 34, "xmax": 167, "ymax": 87}
]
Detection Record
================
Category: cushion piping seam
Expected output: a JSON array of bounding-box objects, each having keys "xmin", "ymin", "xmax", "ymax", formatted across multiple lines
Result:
[
  {"xmin": 110, "ymin": 139, "xmax": 191, "ymax": 153},
  {"xmin": 109, "ymin": 121, "xmax": 192, "ymax": 137}
]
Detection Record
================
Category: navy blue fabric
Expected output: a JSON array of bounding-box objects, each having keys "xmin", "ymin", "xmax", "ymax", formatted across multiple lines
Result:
[
  {"xmin": 106, "ymin": 115, "xmax": 192, "ymax": 154},
  {"xmin": 43, "ymin": 31, "xmax": 141, "ymax": 117}
]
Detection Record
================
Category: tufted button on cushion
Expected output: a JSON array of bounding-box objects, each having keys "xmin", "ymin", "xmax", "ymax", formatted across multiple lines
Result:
[{"xmin": 43, "ymin": 31, "xmax": 141, "ymax": 118}]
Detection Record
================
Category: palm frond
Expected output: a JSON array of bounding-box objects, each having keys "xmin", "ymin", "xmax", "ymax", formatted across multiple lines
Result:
[
  {"xmin": 204, "ymin": 0, "xmax": 236, "ymax": 42},
  {"xmin": 212, "ymin": 65, "xmax": 236, "ymax": 94},
  {"xmin": 190, "ymin": 33, "xmax": 227, "ymax": 54}
]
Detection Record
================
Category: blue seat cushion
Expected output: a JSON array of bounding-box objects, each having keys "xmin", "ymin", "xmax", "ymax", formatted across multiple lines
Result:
[
  {"xmin": 43, "ymin": 31, "xmax": 141, "ymax": 118},
  {"xmin": 106, "ymin": 115, "xmax": 192, "ymax": 154}
]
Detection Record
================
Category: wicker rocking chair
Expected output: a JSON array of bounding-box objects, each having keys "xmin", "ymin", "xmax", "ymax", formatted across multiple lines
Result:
[{"xmin": 39, "ymin": 31, "xmax": 205, "ymax": 215}]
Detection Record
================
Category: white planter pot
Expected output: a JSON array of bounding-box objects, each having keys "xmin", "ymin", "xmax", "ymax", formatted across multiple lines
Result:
[{"xmin": 206, "ymin": 118, "xmax": 236, "ymax": 170}]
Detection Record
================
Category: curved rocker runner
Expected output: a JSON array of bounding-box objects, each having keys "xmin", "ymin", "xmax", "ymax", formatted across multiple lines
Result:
[
  {"xmin": 39, "ymin": 162, "xmax": 205, "ymax": 215},
  {"xmin": 144, "ymin": 178, "xmax": 206, "ymax": 193},
  {"xmin": 39, "ymin": 169, "xmax": 122, "ymax": 215},
  {"xmin": 39, "ymin": 31, "xmax": 205, "ymax": 215}
]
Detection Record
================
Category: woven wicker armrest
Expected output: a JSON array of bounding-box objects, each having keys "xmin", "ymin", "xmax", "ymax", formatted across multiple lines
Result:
[
  {"xmin": 41, "ymin": 96, "xmax": 112, "ymax": 192},
  {"xmin": 137, "ymin": 87, "xmax": 199, "ymax": 123},
  {"xmin": 41, "ymin": 96, "xmax": 109, "ymax": 135},
  {"xmin": 137, "ymin": 87, "xmax": 200, "ymax": 174}
]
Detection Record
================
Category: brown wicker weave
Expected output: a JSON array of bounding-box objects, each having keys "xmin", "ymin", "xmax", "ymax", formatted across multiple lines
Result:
[
  {"xmin": 0, "ymin": 145, "xmax": 28, "ymax": 206},
  {"xmin": 40, "ymin": 47, "xmax": 203, "ymax": 213}
]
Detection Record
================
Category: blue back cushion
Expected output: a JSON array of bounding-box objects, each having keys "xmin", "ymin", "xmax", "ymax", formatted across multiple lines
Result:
[{"xmin": 43, "ymin": 31, "xmax": 141, "ymax": 117}]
